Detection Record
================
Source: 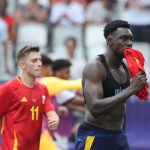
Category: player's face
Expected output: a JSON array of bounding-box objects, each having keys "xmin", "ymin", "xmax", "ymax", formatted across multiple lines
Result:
[
  {"xmin": 109, "ymin": 28, "xmax": 133, "ymax": 58},
  {"xmin": 57, "ymin": 67, "xmax": 71, "ymax": 80},
  {"xmin": 23, "ymin": 52, "xmax": 42, "ymax": 78},
  {"xmin": 42, "ymin": 65, "xmax": 53, "ymax": 77}
]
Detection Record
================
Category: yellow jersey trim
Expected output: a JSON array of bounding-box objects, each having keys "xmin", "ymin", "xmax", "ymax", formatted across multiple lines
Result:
[
  {"xmin": 13, "ymin": 131, "xmax": 18, "ymax": 150},
  {"xmin": 0, "ymin": 115, "xmax": 5, "ymax": 134}
]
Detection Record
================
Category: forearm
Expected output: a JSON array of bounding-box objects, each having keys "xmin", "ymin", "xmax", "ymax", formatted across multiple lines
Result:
[
  {"xmin": 67, "ymin": 103, "xmax": 85, "ymax": 113},
  {"xmin": 69, "ymin": 96, "xmax": 84, "ymax": 105},
  {"xmin": 46, "ymin": 110, "xmax": 57, "ymax": 118},
  {"xmin": 88, "ymin": 87, "xmax": 134, "ymax": 116}
]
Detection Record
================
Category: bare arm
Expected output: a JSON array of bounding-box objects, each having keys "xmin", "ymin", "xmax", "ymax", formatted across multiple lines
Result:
[
  {"xmin": 67, "ymin": 95, "xmax": 84, "ymax": 105},
  {"xmin": 46, "ymin": 111, "xmax": 59, "ymax": 130},
  {"xmin": 67, "ymin": 103, "xmax": 85, "ymax": 113},
  {"xmin": 83, "ymin": 58, "xmax": 147, "ymax": 117}
]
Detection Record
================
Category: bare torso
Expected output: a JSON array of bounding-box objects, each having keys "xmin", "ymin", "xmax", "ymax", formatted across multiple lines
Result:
[{"xmin": 83, "ymin": 55, "xmax": 129, "ymax": 130}]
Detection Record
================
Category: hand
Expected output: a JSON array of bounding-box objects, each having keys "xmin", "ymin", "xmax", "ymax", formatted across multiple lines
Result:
[
  {"xmin": 46, "ymin": 111, "xmax": 59, "ymax": 130},
  {"xmin": 129, "ymin": 72, "xmax": 147, "ymax": 94}
]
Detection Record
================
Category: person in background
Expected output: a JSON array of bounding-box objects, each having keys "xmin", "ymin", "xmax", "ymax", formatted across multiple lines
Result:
[
  {"xmin": 39, "ymin": 54, "xmax": 59, "ymax": 150},
  {"xmin": 14, "ymin": 0, "xmax": 49, "ymax": 24},
  {"xmin": 41, "ymin": 54, "xmax": 53, "ymax": 77},
  {"xmin": 0, "ymin": 46, "xmax": 59, "ymax": 150},
  {"xmin": 50, "ymin": 0, "xmax": 85, "ymax": 26},
  {"xmin": 0, "ymin": 17, "xmax": 8, "ymax": 75},
  {"xmin": 51, "ymin": 37, "xmax": 86, "ymax": 79},
  {"xmin": 123, "ymin": 0, "xmax": 150, "ymax": 44},
  {"xmin": 52, "ymin": 59, "xmax": 84, "ymax": 150},
  {"xmin": 86, "ymin": 0, "xmax": 111, "ymax": 25},
  {"xmin": 0, "ymin": 0, "xmax": 17, "ymax": 73},
  {"xmin": 64, "ymin": 37, "xmax": 86, "ymax": 79}
]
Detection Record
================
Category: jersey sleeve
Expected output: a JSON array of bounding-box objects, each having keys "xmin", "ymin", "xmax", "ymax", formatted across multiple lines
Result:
[
  {"xmin": 0, "ymin": 84, "xmax": 12, "ymax": 116},
  {"xmin": 43, "ymin": 86, "xmax": 55, "ymax": 114},
  {"xmin": 40, "ymin": 77, "xmax": 82, "ymax": 95}
]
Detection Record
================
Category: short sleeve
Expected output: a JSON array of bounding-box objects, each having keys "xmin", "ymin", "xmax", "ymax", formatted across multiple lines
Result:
[
  {"xmin": 0, "ymin": 84, "xmax": 12, "ymax": 116},
  {"xmin": 43, "ymin": 86, "xmax": 54, "ymax": 113}
]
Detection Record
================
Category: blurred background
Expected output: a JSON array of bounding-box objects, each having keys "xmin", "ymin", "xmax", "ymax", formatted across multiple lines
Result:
[
  {"xmin": 0, "ymin": 0, "xmax": 150, "ymax": 150},
  {"xmin": 0, "ymin": 0, "xmax": 150, "ymax": 81}
]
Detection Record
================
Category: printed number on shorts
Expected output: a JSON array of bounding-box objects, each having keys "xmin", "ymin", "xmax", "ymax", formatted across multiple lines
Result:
[{"xmin": 30, "ymin": 106, "xmax": 39, "ymax": 120}]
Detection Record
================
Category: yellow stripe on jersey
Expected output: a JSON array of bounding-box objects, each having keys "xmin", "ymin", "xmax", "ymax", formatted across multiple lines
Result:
[
  {"xmin": 1, "ymin": 115, "xmax": 5, "ymax": 134},
  {"xmin": 13, "ymin": 131, "xmax": 18, "ymax": 150},
  {"xmin": 84, "ymin": 136, "xmax": 95, "ymax": 150}
]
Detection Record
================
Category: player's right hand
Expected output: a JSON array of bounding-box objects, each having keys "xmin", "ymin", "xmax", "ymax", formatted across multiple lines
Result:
[
  {"xmin": 46, "ymin": 111, "xmax": 59, "ymax": 130},
  {"xmin": 129, "ymin": 71, "xmax": 147, "ymax": 94}
]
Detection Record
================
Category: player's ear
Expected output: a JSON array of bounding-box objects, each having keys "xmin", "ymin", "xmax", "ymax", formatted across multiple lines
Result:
[
  {"xmin": 19, "ymin": 60, "xmax": 25, "ymax": 69},
  {"xmin": 106, "ymin": 36, "xmax": 113, "ymax": 45}
]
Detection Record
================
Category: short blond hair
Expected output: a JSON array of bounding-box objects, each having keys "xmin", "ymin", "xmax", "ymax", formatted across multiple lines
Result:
[{"xmin": 17, "ymin": 45, "xmax": 40, "ymax": 62}]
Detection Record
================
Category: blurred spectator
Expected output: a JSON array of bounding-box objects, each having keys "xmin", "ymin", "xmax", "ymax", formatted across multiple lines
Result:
[
  {"xmin": 39, "ymin": 54, "xmax": 59, "ymax": 150},
  {"xmin": 64, "ymin": 37, "xmax": 86, "ymax": 79},
  {"xmin": 14, "ymin": 0, "xmax": 49, "ymax": 24},
  {"xmin": 86, "ymin": 0, "xmax": 111, "ymax": 25},
  {"xmin": 123, "ymin": 0, "xmax": 150, "ymax": 44},
  {"xmin": 108, "ymin": 0, "xmax": 122, "ymax": 20},
  {"xmin": 52, "ymin": 59, "xmax": 84, "ymax": 150},
  {"xmin": 41, "ymin": 54, "xmax": 53, "ymax": 77},
  {"xmin": 0, "ymin": 0, "xmax": 17, "ymax": 73},
  {"xmin": 50, "ymin": 0, "xmax": 85, "ymax": 26},
  {"xmin": 0, "ymin": 0, "xmax": 16, "ymax": 43},
  {"xmin": 51, "ymin": 37, "xmax": 86, "ymax": 79},
  {"xmin": 39, "ymin": 55, "xmax": 84, "ymax": 150},
  {"xmin": 0, "ymin": 18, "xmax": 9, "ymax": 74}
]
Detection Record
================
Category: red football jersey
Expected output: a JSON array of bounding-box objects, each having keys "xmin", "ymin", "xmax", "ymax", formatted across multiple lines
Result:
[{"xmin": 0, "ymin": 77, "xmax": 54, "ymax": 150}]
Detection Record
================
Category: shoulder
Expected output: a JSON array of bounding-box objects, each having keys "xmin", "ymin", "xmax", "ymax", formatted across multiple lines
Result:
[
  {"xmin": 83, "ymin": 56, "xmax": 106, "ymax": 82},
  {"xmin": 36, "ymin": 81, "xmax": 46, "ymax": 88},
  {"xmin": 36, "ymin": 81, "xmax": 48, "ymax": 91},
  {"xmin": 0, "ymin": 78, "xmax": 17, "ymax": 93}
]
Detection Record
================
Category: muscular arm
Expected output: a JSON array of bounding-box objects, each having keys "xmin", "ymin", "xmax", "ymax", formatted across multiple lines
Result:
[{"xmin": 83, "ymin": 57, "xmax": 147, "ymax": 117}]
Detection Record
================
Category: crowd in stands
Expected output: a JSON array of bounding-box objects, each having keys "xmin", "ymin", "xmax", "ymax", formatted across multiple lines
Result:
[{"xmin": 0, "ymin": 0, "xmax": 150, "ymax": 79}]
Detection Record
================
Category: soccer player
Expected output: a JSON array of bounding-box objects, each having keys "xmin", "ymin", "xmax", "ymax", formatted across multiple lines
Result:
[
  {"xmin": 0, "ymin": 46, "xmax": 59, "ymax": 150},
  {"xmin": 75, "ymin": 20, "xmax": 147, "ymax": 150}
]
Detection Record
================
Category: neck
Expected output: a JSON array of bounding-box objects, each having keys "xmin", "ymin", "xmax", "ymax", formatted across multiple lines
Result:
[
  {"xmin": 20, "ymin": 75, "xmax": 35, "ymax": 88},
  {"xmin": 104, "ymin": 51, "xmax": 122, "ymax": 68}
]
